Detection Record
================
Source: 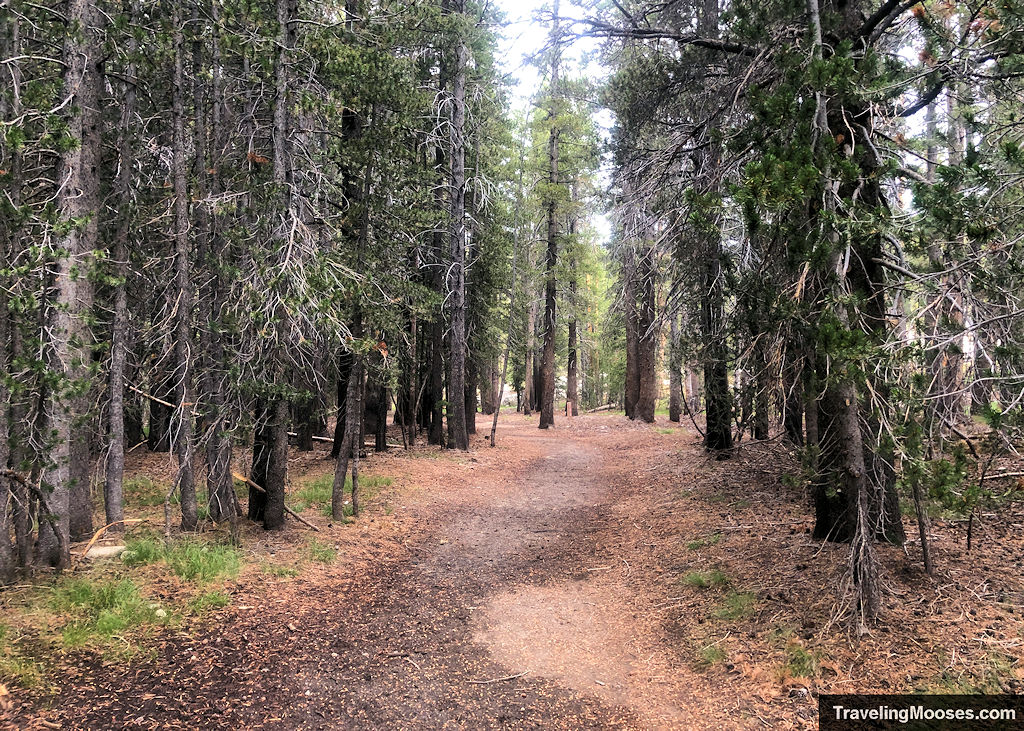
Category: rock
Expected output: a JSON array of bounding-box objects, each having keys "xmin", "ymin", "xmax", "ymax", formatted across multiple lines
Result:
[{"xmin": 85, "ymin": 544, "xmax": 127, "ymax": 559}]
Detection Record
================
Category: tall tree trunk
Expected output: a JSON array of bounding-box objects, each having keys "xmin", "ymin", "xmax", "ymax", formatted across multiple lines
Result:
[
  {"xmin": 523, "ymin": 275, "xmax": 536, "ymax": 416},
  {"xmin": 668, "ymin": 313, "xmax": 682, "ymax": 423},
  {"xmin": 67, "ymin": 9, "xmax": 104, "ymax": 542},
  {"xmin": 37, "ymin": 0, "xmax": 99, "ymax": 567},
  {"xmin": 696, "ymin": 0, "xmax": 732, "ymax": 453},
  {"xmin": 701, "ymin": 243, "xmax": 732, "ymax": 450},
  {"xmin": 203, "ymin": 0, "xmax": 237, "ymax": 526},
  {"xmin": 538, "ymin": 0, "xmax": 561, "ymax": 430},
  {"xmin": 623, "ymin": 246, "xmax": 640, "ymax": 418},
  {"xmin": 446, "ymin": 0, "xmax": 469, "ymax": 449},
  {"xmin": 635, "ymin": 245, "xmax": 658, "ymax": 423},
  {"xmin": 406, "ymin": 248, "xmax": 419, "ymax": 445},
  {"xmin": 255, "ymin": 0, "xmax": 298, "ymax": 532},
  {"xmin": 104, "ymin": 0, "xmax": 139, "ymax": 531},
  {"xmin": 171, "ymin": 7, "xmax": 197, "ymax": 532}
]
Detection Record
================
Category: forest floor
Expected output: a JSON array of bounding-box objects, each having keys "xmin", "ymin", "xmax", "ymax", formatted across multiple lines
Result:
[{"xmin": 3, "ymin": 412, "xmax": 1024, "ymax": 729}]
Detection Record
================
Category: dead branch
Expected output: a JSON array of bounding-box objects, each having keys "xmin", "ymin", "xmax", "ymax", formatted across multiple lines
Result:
[{"xmin": 231, "ymin": 471, "xmax": 320, "ymax": 531}]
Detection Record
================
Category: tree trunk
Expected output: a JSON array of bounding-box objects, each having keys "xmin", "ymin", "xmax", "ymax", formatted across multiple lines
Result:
[
  {"xmin": 623, "ymin": 247, "xmax": 640, "ymax": 418},
  {"xmin": 104, "ymin": 3, "xmax": 139, "ymax": 531},
  {"xmin": 331, "ymin": 352, "xmax": 352, "ymax": 457},
  {"xmin": 701, "ymin": 243, "xmax": 732, "ymax": 451},
  {"xmin": 668, "ymin": 314, "xmax": 682, "ymax": 423},
  {"xmin": 37, "ymin": 0, "xmax": 101, "ymax": 566},
  {"xmin": 332, "ymin": 354, "xmax": 364, "ymax": 520},
  {"xmin": 523, "ymin": 290, "xmax": 536, "ymax": 417},
  {"xmin": 567, "ymin": 280, "xmax": 579, "ymax": 417},
  {"xmin": 446, "ymin": 1, "xmax": 469, "ymax": 449},
  {"xmin": 635, "ymin": 245, "xmax": 657, "ymax": 423},
  {"xmin": 202, "ymin": 0, "xmax": 237, "ymax": 527},
  {"xmin": 255, "ymin": 0, "xmax": 298, "ymax": 532},
  {"xmin": 171, "ymin": 6, "xmax": 197, "ymax": 532},
  {"xmin": 538, "ymin": 0, "xmax": 561, "ymax": 430}
]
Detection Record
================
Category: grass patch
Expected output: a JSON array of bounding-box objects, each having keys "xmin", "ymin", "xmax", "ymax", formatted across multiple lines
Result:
[
  {"xmin": 50, "ymin": 578, "xmax": 171, "ymax": 649},
  {"xmin": 0, "ymin": 624, "xmax": 43, "ymax": 688},
  {"xmin": 713, "ymin": 590, "xmax": 757, "ymax": 620},
  {"xmin": 305, "ymin": 538, "xmax": 337, "ymax": 563},
  {"xmin": 683, "ymin": 569, "xmax": 731, "ymax": 589},
  {"xmin": 122, "ymin": 536, "xmax": 239, "ymax": 583},
  {"xmin": 697, "ymin": 644, "xmax": 728, "ymax": 669},
  {"xmin": 655, "ymin": 427, "xmax": 675, "ymax": 435},
  {"xmin": 165, "ymin": 540, "xmax": 239, "ymax": 582},
  {"xmin": 687, "ymin": 532, "xmax": 722, "ymax": 551},
  {"xmin": 784, "ymin": 641, "xmax": 818, "ymax": 678},
  {"xmin": 189, "ymin": 591, "xmax": 231, "ymax": 613},
  {"xmin": 292, "ymin": 474, "xmax": 393, "ymax": 517},
  {"xmin": 262, "ymin": 563, "xmax": 299, "ymax": 578},
  {"xmin": 121, "ymin": 535, "xmax": 163, "ymax": 566},
  {"xmin": 928, "ymin": 653, "xmax": 1020, "ymax": 693},
  {"xmin": 123, "ymin": 477, "xmax": 166, "ymax": 507}
]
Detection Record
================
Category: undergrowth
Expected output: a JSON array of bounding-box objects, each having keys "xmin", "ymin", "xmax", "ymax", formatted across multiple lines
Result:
[{"xmin": 291, "ymin": 474, "xmax": 393, "ymax": 517}]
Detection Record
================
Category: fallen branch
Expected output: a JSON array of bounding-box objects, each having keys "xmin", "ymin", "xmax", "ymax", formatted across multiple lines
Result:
[
  {"xmin": 983, "ymin": 471, "xmax": 1024, "ymax": 482},
  {"xmin": 286, "ymin": 432, "xmax": 334, "ymax": 443},
  {"xmin": 467, "ymin": 670, "xmax": 529, "ymax": 685},
  {"xmin": 585, "ymin": 403, "xmax": 615, "ymax": 413},
  {"xmin": 77, "ymin": 519, "xmax": 147, "ymax": 560},
  {"xmin": 231, "ymin": 471, "xmax": 320, "ymax": 531}
]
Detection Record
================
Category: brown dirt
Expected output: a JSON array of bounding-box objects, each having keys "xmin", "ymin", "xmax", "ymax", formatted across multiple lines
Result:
[{"xmin": 7, "ymin": 413, "xmax": 1024, "ymax": 729}]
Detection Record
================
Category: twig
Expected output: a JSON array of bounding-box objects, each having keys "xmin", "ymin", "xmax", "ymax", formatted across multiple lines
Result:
[{"xmin": 468, "ymin": 670, "xmax": 529, "ymax": 685}]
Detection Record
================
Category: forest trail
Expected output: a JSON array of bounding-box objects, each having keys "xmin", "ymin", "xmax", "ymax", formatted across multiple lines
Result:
[{"xmin": 37, "ymin": 415, "xmax": 771, "ymax": 730}]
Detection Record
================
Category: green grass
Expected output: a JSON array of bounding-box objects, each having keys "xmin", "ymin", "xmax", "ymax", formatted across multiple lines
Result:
[
  {"xmin": 124, "ymin": 477, "xmax": 215, "ymax": 519},
  {"xmin": 123, "ymin": 477, "xmax": 166, "ymax": 507},
  {"xmin": 713, "ymin": 590, "xmax": 758, "ymax": 620},
  {"xmin": 655, "ymin": 427, "xmax": 676, "ymax": 435},
  {"xmin": 687, "ymin": 532, "xmax": 722, "ymax": 551},
  {"xmin": 0, "ymin": 624, "xmax": 43, "ymax": 688},
  {"xmin": 291, "ymin": 474, "xmax": 393, "ymax": 517},
  {"xmin": 121, "ymin": 536, "xmax": 240, "ymax": 583},
  {"xmin": 189, "ymin": 591, "xmax": 231, "ymax": 613},
  {"xmin": 305, "ymin": 538, "xmax": 337, "ymax": 563},
  {"xmin": 165, "ymin": 540, "xmax": 240, "ymax": 582},
  {"xmin": 121, "ymin": 536, "xmax": 164, "ymax": 566},
  {"xmin": 697, "ymin": 644, "xmax": 728, "ymax": 668},
  {"xmin": 926, "ymin": 653, "xmax": 1018, "ymax": 693},
  {"xmin": 262, "ymin": 563, "xmax": 299, "ymax": 578},
  {"xmin": 50, "ymin": 578, "xmax": 171, "ymax": 648},
  {"xmin": 683, "ymin": 569, "xmax": 731, "ymax": 589},
  {"xmin": 784, "ymin": 642, "xmax": 818, "ymax": 678}
]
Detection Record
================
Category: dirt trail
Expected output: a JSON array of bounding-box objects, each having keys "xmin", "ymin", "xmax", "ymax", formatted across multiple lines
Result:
[{"xmin": 36, "ymin": 416, "xmax": 752, "ymax": 730}]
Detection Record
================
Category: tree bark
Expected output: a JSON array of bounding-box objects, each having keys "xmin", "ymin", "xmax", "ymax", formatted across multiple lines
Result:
[
  {"xmin": 635, "ymin": 245, "xmax": 658, "ymax": 423},
  {"xmin": 104, "ymin": 0, "xmax": 139, "ymax": 531},
  {"xmin": 171, "ymin": 4, "xmax": 198, "ymax": 532},
  {"xmin": 446, "ymin": 0, "xmax": 469, "ymax": 449},
  {"xmin": 538, "ymin": 0, "xmax": 561, "ymax": 430},
  {"xmin": 623, "ymin": 247, "xmax": 640, "ymax": 418},
  {"xmin": 668, "ymin": 313, "xmax": 682, "ymax": 423},
  {"xmin": 37, "ymin": 0, "xmax": 100, "ymax": 567}
]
